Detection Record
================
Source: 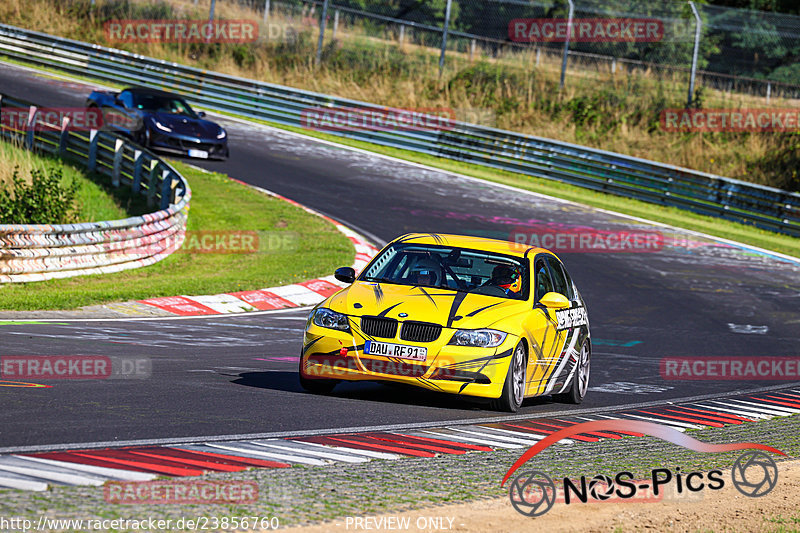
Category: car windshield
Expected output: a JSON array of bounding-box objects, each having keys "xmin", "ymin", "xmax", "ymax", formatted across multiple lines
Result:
[
  {"xmin": 360, "ymin": 243, "xmax": 529, "ymax": 300},
  {"xmin": 132, "ymin": 93, "xmax": 197, "ymax": 117}
]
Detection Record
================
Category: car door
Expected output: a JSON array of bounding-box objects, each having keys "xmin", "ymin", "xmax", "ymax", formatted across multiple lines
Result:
[
  {"xmin": 104, "ymin": 90, "xmax": 137, "ymax": 134},
  {"xmin": 521, "ymin": 254, "xmax": 566, "ymax": 396}
]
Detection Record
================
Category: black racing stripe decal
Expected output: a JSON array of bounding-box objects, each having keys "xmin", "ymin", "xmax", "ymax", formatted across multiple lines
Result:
[
  {"xmin": 440, "ymin": 348, "xmax": 514, "ymax": 369},
  {"xmin": 371, "ymin": 283, "xmax": 384, "ymax": 305},
  {"xmin": 426, "ymin": 233, "xmax": 445, "ymax": 245},
  {"xmin": 417, "ymin": 376, "xmax": 444, "ymax": 391},
  {"xmin": 302, "ymin": 336, "xmax": 324, "ymax": 355},
  {"xmin": 446, "ymin": 292, "xmax": 468, "ymax": 328},
  {"xmin": 377, "ymin": 302, "xmax": 402, "ymax": 317},
  {"xmin": 414, "ymin": 287, "xmax": 439, "ymax": 308},
  {"xmin": 465, "ymin": 302, "xmax": 502, "ymax": 318}
]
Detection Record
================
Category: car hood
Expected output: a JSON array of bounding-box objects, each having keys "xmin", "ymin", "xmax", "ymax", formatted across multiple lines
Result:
[
  {"xmin": 149, "ymin": 112, "xmax": 221, "ymax": 138},
  {"xmin": 327, "ymin": 281, "xmax": 530, "ymax": 330}
]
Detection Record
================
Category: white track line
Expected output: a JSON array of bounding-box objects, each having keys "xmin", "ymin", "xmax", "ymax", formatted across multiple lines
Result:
[
  {"xmin": 247, "ymin": 440, "xmax": 368, "ymax": 464},
  {"xmin": 0, "ymin": 460, "xmax": 104, "ymax": 486},
  {"xmin": 15, "ymin": 455, "xmax": 156, "ymax": 481},
  {"xmin": 0, "ymin": 472, "xmax": 49, "ymax": 491},
  {"xmin": 291, "ymin": 440, "xmax": 399, "ymax": 460},
  {"xmin": 413, "ymin": 429, "xmax": 523, "ymax": 449},
  {"xmin": 202, "ymin": 443, "xmax": 328, "ymax": 466}
]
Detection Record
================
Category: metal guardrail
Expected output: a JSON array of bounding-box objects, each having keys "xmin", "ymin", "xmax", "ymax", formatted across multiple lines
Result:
[
  {"xmin": 0, "ymin": 91, "xmax": 190, "ymax": 283},
  {"xmin": 0, "ymin": 23, "xmax": 797, "ymax": 237}
]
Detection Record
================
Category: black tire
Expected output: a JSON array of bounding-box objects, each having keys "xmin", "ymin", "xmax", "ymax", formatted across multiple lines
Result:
[
  {"xmin": 491, "ymin": 341, "xmax": 527, "ymax": 412},
  {"xmin": 554, "ymin": 340, "xmax": 591, "ymax": 404},
  {"xmin": 298, "ymin": 357, "xmax": 338, "ymax": 394}
]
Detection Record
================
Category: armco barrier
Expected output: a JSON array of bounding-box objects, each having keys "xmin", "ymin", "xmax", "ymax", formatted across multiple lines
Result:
[
  {"xmin": 0, "ymin": 92, "xmax": 190, "ymax": 283},
  {"xmin": 0, "ymin": 23, "xmax": 797, "ymax": 236}
]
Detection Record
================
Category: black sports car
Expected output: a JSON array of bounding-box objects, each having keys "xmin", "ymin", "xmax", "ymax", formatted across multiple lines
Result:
[{"xmin": 86, "ymin": 87, "xmax": 229, "ymax": 160}]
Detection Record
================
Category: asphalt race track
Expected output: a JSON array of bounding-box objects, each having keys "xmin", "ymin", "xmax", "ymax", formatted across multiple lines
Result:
[{"xmin": 1, "ymin": 62, "xmax": 799, "ymax": 449}]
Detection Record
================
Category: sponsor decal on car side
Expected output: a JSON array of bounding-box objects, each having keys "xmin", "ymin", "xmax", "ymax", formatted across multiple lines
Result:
[{"xmin": 555, "ymin": 306, "xmax": 588, "ymax": 331}]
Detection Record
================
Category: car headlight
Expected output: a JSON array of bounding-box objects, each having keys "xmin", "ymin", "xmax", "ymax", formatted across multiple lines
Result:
[
  {"xmin": 449, "ymin": 329, "xmax": 507, "ymax": 348},
  {"xmin": 216, "ymin": 129, "xmax": 226, "ymax": 139},
  {"xmin": 153, "ymin": 119, "xmax": 172, "ymax": 132},
  {"xmin": 312, "ymin": 308, "xmax": 350, "ymax": 331}
]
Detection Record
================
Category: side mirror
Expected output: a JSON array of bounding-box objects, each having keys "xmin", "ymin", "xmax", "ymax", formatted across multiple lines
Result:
[
  {"xmin": 334, "ymin": 267, "xmax": 356, "ymax": 284},
  {"xmin": 538, "ymin": 291, "xmax": 570, "ymax": 309},
  {"xmin": 198, "ymin": 111, "xmax": 206, "ymax": 118}
]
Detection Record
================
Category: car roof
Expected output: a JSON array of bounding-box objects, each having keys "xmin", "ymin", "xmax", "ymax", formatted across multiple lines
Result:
[
  {"xmin": 389, "ymin": 233, "xmax": 554, "ymax": 260},
  {"xmin": 122, "ymin": 87, "xmax": 185, "ymax": 98}
]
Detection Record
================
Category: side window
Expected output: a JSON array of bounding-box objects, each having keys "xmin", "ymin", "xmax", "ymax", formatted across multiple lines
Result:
[
  {"xmin": 119, "ymin": 91, "xmax": 134, "ymax": 109},
  {"xmin": 534, "ymin": 258, "xmax": 554, "ymax": 301},
  {"xmin": 546, "ymin": 257, "xmax": 573, "ymax": 301}
]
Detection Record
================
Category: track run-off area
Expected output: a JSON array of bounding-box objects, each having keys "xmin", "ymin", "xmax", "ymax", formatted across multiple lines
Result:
[{"xmin": 0, "ymin": 61, "xmax": 799, "ymax": 455}]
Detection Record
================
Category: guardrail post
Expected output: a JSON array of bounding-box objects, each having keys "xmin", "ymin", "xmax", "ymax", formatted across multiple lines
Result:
[
  {"xmin": 132, "ymin": 149, "xmax": 143, "ymax": 193},
  {"xmin": 438, "ymin": 0, "xmax": 453, "ymax": 77},
  {"xmin": 315, "ymin": 0, "xmax": 329, "ymax": 66},
  {"xmin": 398, "ymin": 24, "xmax": 405, "ymax": 46},
  {"xmin": 332, "ymin": 10, "xmax": 339, "ymax": 41},
  {"xmin": 766, "ymin": 81, "xmax": 771, "ymax": 103},
  {"xmin": 87, "ymin": 130, "xmax": 100, "ymax": 172},
  {"xmin": 469, "ymin": 39, "xmax": 476, "ymax": 61},
  {"xmin": 560, "ymin": 0, "xmax": 574, "ymax": 90},
  {"xmin": 687, "ymin": 1, "xmax": 702, "ymax": 107},
  {"xmin": 25, "ymin": 105, "xmax": 38, "ymax": 150},
  {"xmin": 58, "ymin": 116, "xmax": 71, "ymax": 155},
  {"xmin": 160, "ymin": 169, "xmax": 173, "ymax": 210},
  {"xmin": 111, "ymin": 137, "xmax": 125, "ymax": 187},
  {"xmin": 147, "ymin": 159, "xmax": 159, "ymax": 208},
  {"xmin": 535, "ymin": 47, "xmax": 541, "ymax": 66},
  {"xmin": 263, "ymin": 0, "xmax": 270, "ymax": 25}
]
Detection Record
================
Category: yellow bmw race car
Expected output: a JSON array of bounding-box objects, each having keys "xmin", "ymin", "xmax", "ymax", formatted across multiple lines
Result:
[{"xmin": 300, "ymin": 233, "xmax": 591, "ymax": 412}]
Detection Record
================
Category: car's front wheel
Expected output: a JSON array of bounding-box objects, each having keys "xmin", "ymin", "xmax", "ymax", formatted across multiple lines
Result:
[
  {"xmin": 491, "ymin": 341, "xmax": 526, "ymax": 412},
  {"xmin": 554, "ymin": 340, "xmax": 590, "ymax": 404},
  {"xmin": 298, "ymin": 357, "xmax": 338, "ymax": 395}
]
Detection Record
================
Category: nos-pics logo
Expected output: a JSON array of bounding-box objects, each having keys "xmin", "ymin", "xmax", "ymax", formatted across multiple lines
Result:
[{"xmin": 501, "ymin": 419, "xmax": 783, "ymax": 517}]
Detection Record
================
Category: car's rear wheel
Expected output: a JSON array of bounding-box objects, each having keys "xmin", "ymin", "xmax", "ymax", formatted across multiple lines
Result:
[
  {"xmin": 491, "ymin": 341, "xmax": 526, "ymax": 412},
  {"xmin": 554, "ymin": 340, "xmax": 590, "ymax": 404},
  {"xmin": 298, "ymin": 357, "xmax": 338, "ymax": 394}
]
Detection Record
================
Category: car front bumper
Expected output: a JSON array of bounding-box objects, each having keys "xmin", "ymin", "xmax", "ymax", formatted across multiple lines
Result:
[{"xmin": 300, "ymin": 324, "xmax": 519, "ymax": 399}]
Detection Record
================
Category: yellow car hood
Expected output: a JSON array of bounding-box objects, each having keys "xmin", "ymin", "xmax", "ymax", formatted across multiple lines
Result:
[{"xmin": 327, "ymin": 281, "xmax": 529, "ymax": 330}]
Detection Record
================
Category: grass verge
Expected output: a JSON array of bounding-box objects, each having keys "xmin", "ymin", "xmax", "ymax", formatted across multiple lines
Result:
[
  {"xmin": 0, "ymin": 139, "xmax": 134, "ymax": 223},
  {"xmin": 0, "ymin": 160, "xmax": 354, "ymax": 310}
]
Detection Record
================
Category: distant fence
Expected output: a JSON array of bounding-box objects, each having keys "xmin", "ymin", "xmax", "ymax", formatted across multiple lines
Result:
[
  {"xmin": 0, "ymin": 23, "xmax": 797, "ymax": 237},
  {"xmin": 0, "ymin": 91, "xmax": 190, "ymax": 283},
  {"xmin": 271, "ymin": 0, "xmax": 800, "ymax": 104}
]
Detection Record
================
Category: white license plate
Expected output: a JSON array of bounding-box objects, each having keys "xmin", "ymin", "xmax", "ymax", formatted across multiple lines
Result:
[
  {"xmin": 188, "ymin": 149, "xmax": 209, "ymax": 159},
  {"xmin": 365, "ymin": 340, "xmax": 427, "ymax": 361}
]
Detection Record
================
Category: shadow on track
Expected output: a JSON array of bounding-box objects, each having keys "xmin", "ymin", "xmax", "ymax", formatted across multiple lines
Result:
[{"xmin": 231, "ymin": 371, "xmax": 555, "ymax": 412}]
